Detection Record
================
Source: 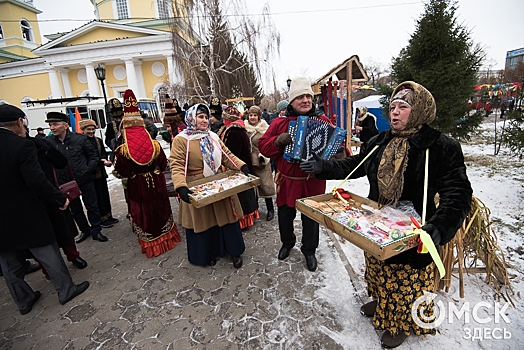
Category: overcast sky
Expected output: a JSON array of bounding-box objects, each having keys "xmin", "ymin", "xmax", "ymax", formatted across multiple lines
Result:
[{"xmin": 33, "ymin": 0, "xmax": 524, "ymax": 92}]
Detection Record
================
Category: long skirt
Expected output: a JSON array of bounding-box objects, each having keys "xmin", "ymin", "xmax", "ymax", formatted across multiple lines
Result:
[
  {"xmin": 364, "ymin": 252, "xmax": 436, "ymax": 336},
  {"xmin": 186, "ymin": 222, "xmax": 245, "ymax": 266},
  {"xmin": 237, "ymin": 188, "xmax": 259, "ymax": 229}
]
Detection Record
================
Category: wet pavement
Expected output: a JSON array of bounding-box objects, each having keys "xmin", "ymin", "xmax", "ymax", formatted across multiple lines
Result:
[{"xmin": 0, "ymin": 184, "xmax": 372, "ymax": 349}]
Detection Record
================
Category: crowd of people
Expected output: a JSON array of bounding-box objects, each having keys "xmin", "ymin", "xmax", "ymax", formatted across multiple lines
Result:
[{"xmin": 0, "ymin": 78, "xmax": 473, "ymax": 348}]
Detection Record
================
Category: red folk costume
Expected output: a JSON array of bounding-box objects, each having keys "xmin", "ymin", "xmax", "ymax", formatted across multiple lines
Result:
[{"xmin": 113, "ymin": 89, "xmax": 181, "ymax": 258}]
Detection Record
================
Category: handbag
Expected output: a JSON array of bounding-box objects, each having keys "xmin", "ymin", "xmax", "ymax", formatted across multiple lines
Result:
[{"xmin": 53, "ymin": 165, "xmax": 82, "ymax": 200}]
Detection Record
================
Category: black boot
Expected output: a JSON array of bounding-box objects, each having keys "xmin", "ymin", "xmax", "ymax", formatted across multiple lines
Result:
[{"xmin": 265, "ymin": 198, "xmax": 275, "ymax": 221}]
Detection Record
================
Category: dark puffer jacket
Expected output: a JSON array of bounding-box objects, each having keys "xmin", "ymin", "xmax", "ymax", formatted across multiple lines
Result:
[
  {"xmin": 47, "ymin": 130, "xmax": 100, "ymax": 185},
  {"xmin": 316, "ymin": 124, "xmax": 472, "ymax": 268}
]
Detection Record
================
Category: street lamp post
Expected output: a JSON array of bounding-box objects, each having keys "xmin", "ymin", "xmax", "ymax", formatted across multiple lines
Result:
[
  {"xmin": 94, "ymin": 64, "xmax": 109, "ymax": 123},
  {"xmin": 286, "ymin": 78, "xmax": 292, "ymax": 90}
]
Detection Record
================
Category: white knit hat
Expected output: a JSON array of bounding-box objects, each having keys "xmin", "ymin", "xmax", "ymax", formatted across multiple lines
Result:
[{"xmin": 288, "ymin": 77, "xmax": 314, "ymax": 103}]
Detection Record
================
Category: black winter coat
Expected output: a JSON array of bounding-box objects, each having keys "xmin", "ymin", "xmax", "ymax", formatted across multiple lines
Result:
[
  {"xmin": 29, "ymin": 136, "xmax": 78, "ymax": 247},
  {"xmin": 46, "ymin": 130, "xmax": 100, "ymax": 185},
  {"xmin": 357, "ymin": 115, "xmax": 379, "ymax": 144},
  {"xmin": 316, "ymin": 124, "xmax": 472, "ymax": 268},
  {"xmin": 0, "ymin": 129, "xmax": 66, "ymax": 251}
]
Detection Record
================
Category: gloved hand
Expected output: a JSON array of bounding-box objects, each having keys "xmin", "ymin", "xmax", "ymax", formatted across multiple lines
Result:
[
  {"xmin": 241, "ymin": 165, "xmax": 250, "ymax": 176},
  {"xmin": 177, "ymin": 187, "xmax": 193, "ymax": 204},
  {"xmin": 299, "ymin": 153, "xmax": 324, "ymax": 174},
  {"xmin": 421, "ymin": 224, "xmax": 441, "ymax": 246},
  {"xmin": 274, "ymin": 133, "xmax": 292, "ymax": 148},
  {"xmin": 32, "ymin": 137, "xmax": 51, "ymax": 152}
]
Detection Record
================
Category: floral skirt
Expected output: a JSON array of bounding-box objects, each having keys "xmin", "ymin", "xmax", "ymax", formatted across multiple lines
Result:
[{"xmin": 364, "ymin": 252, "xmax": 436, "ymax": 336}]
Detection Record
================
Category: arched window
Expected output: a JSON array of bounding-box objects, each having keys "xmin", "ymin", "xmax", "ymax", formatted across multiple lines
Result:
[
  {"xmin": 20, "ymin": 20, "xmax": 33, "ymax": 42},
  {"xmin": 116, "ymin": 0, "xmax": 129, "ymax": 20},
  {"xmin": 157, "ymin": 86, "xmax": 169, "ymax": 114}
]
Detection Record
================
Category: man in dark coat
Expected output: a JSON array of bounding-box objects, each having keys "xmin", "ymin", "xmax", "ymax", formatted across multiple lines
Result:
[
  {"xmin": 45, "ymin": 112, "xmax": 108, "ymax": 243},
  {"xmin": 0, "ymin": 104, "xmax": 89, "ymax": 315},
  {"xmin": 28, "ymin": 134, "xmax": 88, "ymax": 270}
]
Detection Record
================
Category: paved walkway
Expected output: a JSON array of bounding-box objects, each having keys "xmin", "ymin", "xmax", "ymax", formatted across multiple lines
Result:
[{"xmin": 0, "ymin": 184, "xmax": 373, "ymax": 349}]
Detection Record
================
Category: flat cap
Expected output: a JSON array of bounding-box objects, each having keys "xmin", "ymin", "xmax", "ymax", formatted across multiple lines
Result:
[
  {"xmin": 0, "ymin": 104, "xmax": 25, "ymax": 122},
  {"xmin": 45, "ymin": 111, "xmax": 69, "ymax": 123}
]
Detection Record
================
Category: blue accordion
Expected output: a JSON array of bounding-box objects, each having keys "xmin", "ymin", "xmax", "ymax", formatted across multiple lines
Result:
[{"xmin": 284, "ymin": 116, "xmax": 347, "ymax": 162}]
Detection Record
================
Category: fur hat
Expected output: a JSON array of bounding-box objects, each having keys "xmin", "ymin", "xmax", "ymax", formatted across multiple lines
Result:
[
  {"xmin": 163, "ymin": 95, "xmax": 182, "ymax": 124},
  {"xmin": 0, "ymin": 104, "xmax": 25, "ymax": 122},
  {"xmin": 209, "ymin": 96, "xmax": 223, "ymax": 119},
  {"xmin": 107, "ymin": 98, "xmax": 124, "ymax": 118},
  {"xmin": 222, "ymin": 105, "xmax": 242, "ymax": 121},
  {"xmin": 79, "ymin": 119, "xmax": 97, "ymax": 130},
  {"xmin": 45, "ymin": 111, "xmax": 69, "ymax": 123},
  {"xmin": 248, "ymin": 105, "xmax": 262, "ymax": 117},
  {"xmin": 276, "ymin": 100, "xmax": 289, "ymax": 112},
  {"xmin": 288, "ymin": 77, "xmax": 314, "ymax": 103}
]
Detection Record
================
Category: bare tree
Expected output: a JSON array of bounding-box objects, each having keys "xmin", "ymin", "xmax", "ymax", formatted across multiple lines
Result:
[
  {"xmin": 363, "ymin": 59, "xmax": 385, "ymax": 86},
  {"xmin": 171, "ymin": 0, "xmax": 280, "ymax": 102}
]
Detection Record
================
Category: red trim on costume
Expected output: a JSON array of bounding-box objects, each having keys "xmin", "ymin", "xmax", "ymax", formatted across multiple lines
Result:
[
  {"xmin": 239, "ymin": 209, "xmax": 260, "ymax": 229},
  {"xmin": 138, "ymin": 225, "xmax": 181, "ymax": 258}
]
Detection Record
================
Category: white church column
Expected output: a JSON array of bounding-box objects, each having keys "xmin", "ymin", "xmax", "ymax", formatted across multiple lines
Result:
[
  {"xmin": 134, "ymin": 60, "xmax": 146, "ymax": 97},
  {"xmin": 47, "ymin": 68, "xmax": 62, "ymax": 98},
  {"xmin": 164, "ymin": 54, "xmax": 176, "ymax": 85},
  {"xmin": 84, "ymin": 63, "xmax": 101, "ymax": 97},
  {"xmin": 58, "ymin": 68, "xmax": 72, "ymax": 97},
  {"xmin": 124, "ymin": 57, "xmax": 140, "ymax": 95}
]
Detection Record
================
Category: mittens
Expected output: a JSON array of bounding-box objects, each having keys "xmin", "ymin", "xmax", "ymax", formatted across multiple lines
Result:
[
  {"xmin": 177, "ymin": 187, "xmax": 193, "ymax": 204},
  {"xmin": 421, "ymin": 224, "xmax": 441, "ymax": 246},
  {"xmin": 274, "ymin": 133, "xmax": 292, "ymax": 148}
]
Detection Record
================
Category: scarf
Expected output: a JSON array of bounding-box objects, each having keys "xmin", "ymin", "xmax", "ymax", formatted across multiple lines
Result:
[
  {"xmin": 244, "ymin": 119, "xmax": 269, "ymax": 154},
  {"xmin": 377, "ymin": 81, "xmax": 436, "ymax": 206},
  {"xmin": 177, "ymin": 104, "xmax": 222, "ymax": 177}
]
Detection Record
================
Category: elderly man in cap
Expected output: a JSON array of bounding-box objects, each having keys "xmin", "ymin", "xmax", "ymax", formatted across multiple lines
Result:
[
  {"xmin": 45, "ymin": 112, "xmax": 108, "ymax": 243},
  {"xmin": 0, "ymin": 104, "xmax": 89, "ymax": 314},
  {"xmin": 35, "ymin": 127, "xmax": 47, "ymax": 139},
  {"xmin": 258, "ymin": 77, "xmax": 330, "ymax": 272}
]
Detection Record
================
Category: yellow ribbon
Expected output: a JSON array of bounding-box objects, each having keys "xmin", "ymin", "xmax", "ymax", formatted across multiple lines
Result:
[{"xmin": 414, "ymin": 228, "xmax": 445, "ymax": 277}]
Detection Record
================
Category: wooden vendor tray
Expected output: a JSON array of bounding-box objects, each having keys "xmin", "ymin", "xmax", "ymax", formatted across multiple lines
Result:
[
  {"xmin": 187, "ymin": 170, "xmax": 260, "ymax": 208},
  {"xmin": 296, "ymin": 192, "xmax": 419, "ymax": 260}
]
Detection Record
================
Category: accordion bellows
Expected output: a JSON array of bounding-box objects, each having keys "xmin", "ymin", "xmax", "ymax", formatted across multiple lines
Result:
[{"xmin": 284, "ymin": 116, "xmax": 347, "ymax": 162}]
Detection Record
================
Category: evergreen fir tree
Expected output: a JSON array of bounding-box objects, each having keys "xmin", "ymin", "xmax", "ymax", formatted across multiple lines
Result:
[{"xmin": 390, "ymin": 0, "xmax": 484, "ymax": 138}]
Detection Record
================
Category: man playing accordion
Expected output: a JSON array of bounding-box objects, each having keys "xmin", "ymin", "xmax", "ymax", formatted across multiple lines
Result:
[{"xmin": 258, "ymin": 77, "xmax": 332, "ymax": 272}]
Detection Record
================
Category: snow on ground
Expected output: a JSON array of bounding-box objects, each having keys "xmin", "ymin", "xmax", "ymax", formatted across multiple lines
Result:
[
  {"xmin": 106, "ymin": 129, "xmax": 524, "ymax": 348},
  {"xmin": 316, "ymin": 123, "xmax": 524, "ymax": 349}
]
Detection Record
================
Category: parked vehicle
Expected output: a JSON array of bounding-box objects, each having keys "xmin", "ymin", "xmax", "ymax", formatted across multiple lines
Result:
[{"xmin": 23, "ymin": 96, "xmax": 160, "ymax": 148}]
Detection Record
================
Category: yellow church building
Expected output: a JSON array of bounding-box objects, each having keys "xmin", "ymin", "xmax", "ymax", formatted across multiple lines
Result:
[{"xmin": 0, "ymin": 0, "xmax": 190, "ymax": 119}]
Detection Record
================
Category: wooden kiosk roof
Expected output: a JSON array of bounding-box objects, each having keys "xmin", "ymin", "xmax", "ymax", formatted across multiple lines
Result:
[{"xmin": 311, "ymin": 55, "xmax": 369, "ymax": 94}]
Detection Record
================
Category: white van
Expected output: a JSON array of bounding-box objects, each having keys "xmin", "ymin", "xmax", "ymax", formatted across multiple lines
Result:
[{"xmin": 23, "ymin": 96, "xmax": 160, "ymax": 148}]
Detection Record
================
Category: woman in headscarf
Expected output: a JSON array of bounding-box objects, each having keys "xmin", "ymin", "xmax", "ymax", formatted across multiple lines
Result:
[
  {"xmin": 300, "ymin": 81, "xmax": 472, "ymax": 348},
  {"xmin": 355, "ymin": 105, "xmax": 378, "ymax": 147},
  {"xmin": 244, "ymin": 105, "xmax": 276, "ymax": 221},
  {"xmin": 219, "ymin": 105, "xmax": 259, "ymax": 229},
  {"xmin": 170, "ymin": 103, "xmax": 249, "ymax": 268},
  {"xmin": 113, "ymin": 89, "xmax": 181, "ymax": 258}
]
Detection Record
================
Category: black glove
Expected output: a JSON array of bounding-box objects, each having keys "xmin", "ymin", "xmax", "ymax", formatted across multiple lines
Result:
[
  {"xmin": 241, "ymin": 165, "xmax": 250, "ymax": 176},
  {"xmin": 274, "ymin": 133, "xmax": 292, "ymax": 148},
  {"xmin": 177, "ymin": 187, "xmax": 193, "ymax": 204},
  {"xmin": 421, "ymin": 224, "xmax": 441, "ymax": 246},
  {"xmin": 299, "ymin": 153, "xmax": 323, "ymax": 174}
]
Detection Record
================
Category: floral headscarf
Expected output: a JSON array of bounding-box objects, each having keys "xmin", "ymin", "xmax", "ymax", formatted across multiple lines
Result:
[
  {"xmin": 377, "ymin": 81, "xmax": 436, "ymax": 206},
  {"xmin": 177, "ymin": 103, "xmax": 222, "ymax": 177}
]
